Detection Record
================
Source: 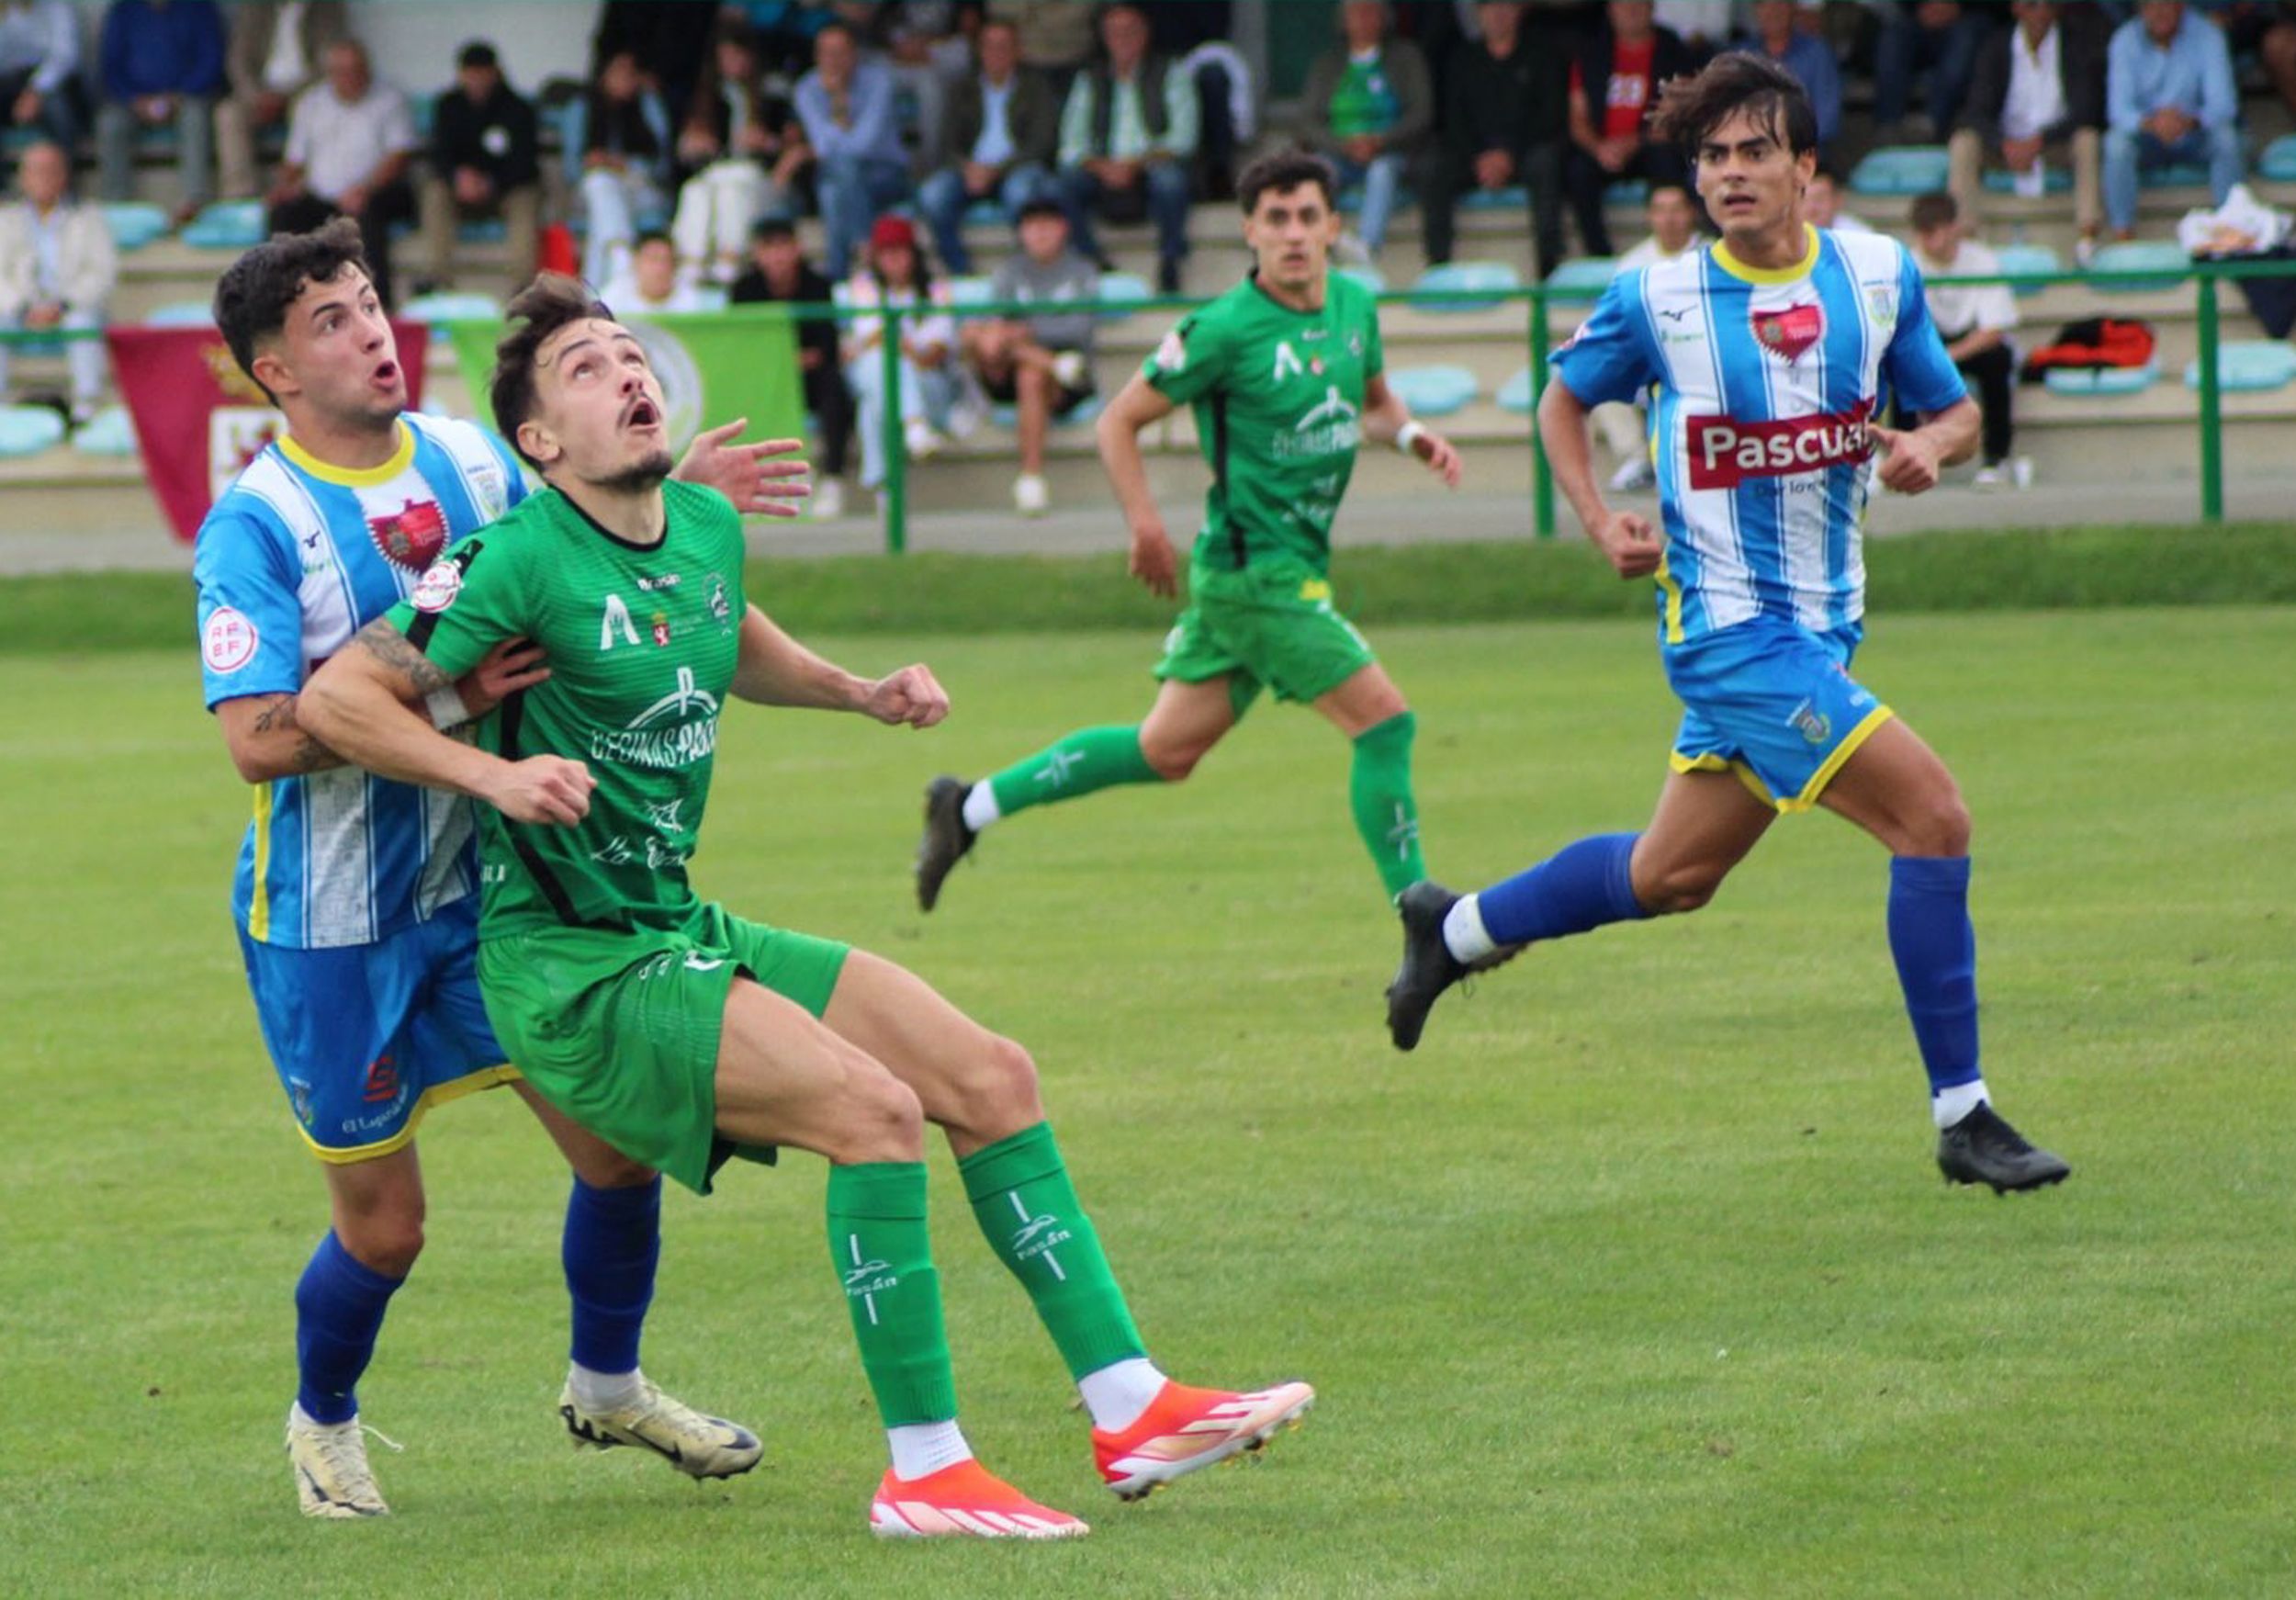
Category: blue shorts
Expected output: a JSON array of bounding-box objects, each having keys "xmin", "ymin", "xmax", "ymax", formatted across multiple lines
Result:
[
  {"xmin": 237, "ymin": 896, "xmax": 517, "ymax": 1163},
  {"xmin": 1663, "ymin": 615, "xmax": 1894, "ymax": 812}
]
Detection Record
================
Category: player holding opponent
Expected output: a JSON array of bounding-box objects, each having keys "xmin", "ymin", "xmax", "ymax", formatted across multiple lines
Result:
[
  {"xmin": 298, "ymin": 276, "xmax": 1314, "ymax": 1540},
  {"xmin": 1384, "ymin": 54, "xmax": 2070, "ymax": 1194},
  {"xmin": 195, "ymin": 220, "xmax": 811, "ymax": 1517},
  {"xmin": 912, "ymin": 149, "xmax": 1462, "ymax": 915}
]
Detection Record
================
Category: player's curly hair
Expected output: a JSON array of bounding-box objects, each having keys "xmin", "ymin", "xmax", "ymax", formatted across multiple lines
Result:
[
  {"xmin": 490, "ymin": 272, "xmax": 612, "ymax": 468},
  {"xmin": 210, "ymin": 216, "xmax": 371, "ymax": 402},
  {"xmin": 1649, "ymin": 50, "xmax": 1819, "ymax": 158},
  {"xmin": 1235, "ymin": 148, "xmax": 1337, "ymax": 214}
]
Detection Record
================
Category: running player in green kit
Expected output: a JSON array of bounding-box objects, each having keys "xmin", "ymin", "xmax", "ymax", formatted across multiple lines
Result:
[
  {"xmin": 914, "ymin": 149, "xmax": 1464, "ymax": 915},
  {"xmin": 300, "ymin": 276, "xmax": 1311, "ymax": 1540}
]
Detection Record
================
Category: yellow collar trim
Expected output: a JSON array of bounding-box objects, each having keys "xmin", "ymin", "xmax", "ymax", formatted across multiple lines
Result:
[
  {"xmin": 1712, "ymin": 224, "xmax": 1821, "ymax": 287},
  {"xmin": 278, "ymin": 418, "xmax": 416, "ymax": 487}
]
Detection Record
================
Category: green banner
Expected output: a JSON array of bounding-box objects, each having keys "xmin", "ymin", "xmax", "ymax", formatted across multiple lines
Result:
[{"xmin": 445, "ymin": 307, "xmax": 806, "ymax": 454}]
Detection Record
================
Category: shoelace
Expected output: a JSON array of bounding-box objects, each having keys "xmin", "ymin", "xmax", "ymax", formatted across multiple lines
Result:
[{"xmin": 309, "ymin": 1421, "xmax": 401, "ymax": 1497}]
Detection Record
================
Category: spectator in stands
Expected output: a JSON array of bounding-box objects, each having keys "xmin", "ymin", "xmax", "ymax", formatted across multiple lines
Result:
[
  {"xmin": 417, "ymin": 40, "xmax": 538, "ymax": 292},
  {"xmin": 1054, "ymin": 3, "xmax": 1198, "ymax": 293},
  {"xmin": 96, "ymin": 0, "xmax": 224, "ymax": 221},
  {"xmin": 874, "ymin": 1, "xmax": 972, "ymax": 172},
  {"xmin": 731, "ymin": 217, "xmax": 853, "ymax": 517},
  {"xmin": 1951, "ymin": 1, "xmax": 2106, "ymax": 264},
  {"xmin": 576, "ymin": 47, "xmax": 674, "ymax": 290},
  {"xmin": 1652, "ymin": 0, "xmax": 1729, "ymax": 62},
  {"xmin": 0, "ymin": 141, "xmax": 116, "ymax": 423},
  {"xmin": 793, "ymin": 20, "xmax": 910, "ymax": 282},
  {"xmin": 917, "ymin": 17, "xmax": 1060, "ymax": 274},
  {"xmin": 1908, "ymin": 189, "xmax": 2020, "ymax": 488},
  {"xmin": 842, "ymin": 213, "xmax": 960, "ymax": 498},
  {"xmin": 215, "ymin": 2, "xmax": 347, "ymax": 203},
  {"xmin": 1302, "ymin": 0, "xmax": 1433, "ymax": 263},
  {"xmin": 601, "ymin": 229, "xmax": 711, "ymax": 313},
  {"xmin": 265, "ymin": 39, "xmax": 417, "ymax": 307},
  {"xmin": 0, "ymin": 0, "xmax": 82, "ymax": 152},
  {"xmin": 1595, "ymin": 178, "xmax": 1704, "ymax": 492},
  {"xmin": 990, "ymin": 0, "xmax": 1098, "ymax": 102},
  {"xmin": 1802, "ymin": 163, "xmax": 1874, "ymax": 231},
  {"xmin": 1423, "ymin": 0, "xmax": 1567, "ymax": 280},
  {"xmin": 964, "ymin": 197, "xmax": 1097, "ymax": 516},
  {"xmin": 1564, "ymin": 0, "xmax": 1695, "ymax": 258},
  {"xmin": 1743, "ymin": 0, "xmax": 1840, "ymax": 152},
  {"xmin": 1873, "ymin": 2, "xmax": 1996, "ymax": 141},
  {"xmin": 592, "ymin": 0, "xmax": 716, "ymax": 131},
  {"xmin": 2251, "ymin": 5, "xmax": 2296, "ymax": 124},
  {"xmin": 2104, "ymin": 0, "xmax": 2242, "ymax": 239},
  {"xmin": 673, "ymin": 23, "xmax": 806, "ymax": 287}
]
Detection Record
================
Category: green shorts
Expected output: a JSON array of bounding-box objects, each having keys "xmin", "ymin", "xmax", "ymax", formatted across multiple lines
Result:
[
  {"xmin": 1154, "ymin": 556, "xmax": 1378, "ymax": 719},
  {"xmin": 478, "ymin": 902, "xmax": 850, "ymax": 1194}
]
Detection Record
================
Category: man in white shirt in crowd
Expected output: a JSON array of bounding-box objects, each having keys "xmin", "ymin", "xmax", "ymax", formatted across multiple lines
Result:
[
  {"xmin": 600, "ymin": 230, "xmax": 712, "ymax": 314},
  {"xmin": 0, "ymin": 139, "xmax": 117, "ymax": 423},
  {"xmin": 1908, "ymin": 189, "xmax": 2022, "ymax": 489},
  {"xmin": 266, "ymin": 39, "xmax": 417, "ymax": 307},
  {"xmin": 1802, "ymin": 163, "xmax": 1873, "ymax": 233},
  {"xmin": 216, "ymin": 1, "xmax": 348, "ymax": 202},
  {"xmin": 1594, "ymin": 180, "xmax": 1703, "ymax": 492},
  {"xmin": 1053, "ymin": 3, "xmax": 1198, "ymax": 293},
  {"xmin": 1950, "ymin": 0, "xmax": 2106, "ymax": 263}
]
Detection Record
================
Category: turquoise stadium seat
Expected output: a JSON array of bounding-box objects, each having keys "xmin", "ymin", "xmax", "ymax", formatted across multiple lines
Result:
[
  {"xmin": 962, "ymin": 198, "xmax": 1007, "ymax": 227},
  {"xmin": 1544, "ymin": 255, "xmax": 1618, "ymax": 304},
  {"xmin": 1496, "ymin": 366, "xmax": 1536, "ymax": 414},
  {"xmin": 1982, "ymin": 166, "xmax": 2073, "ymax": 195},
  {"xmin": 2261, "ymin": 133, "xmax": 2296, "ymax": 182},
  {"xmin": 1987, "ymin": 242, "xmax": 2061, "ymax": 298},
  {"xmin": 70, "ymin": 404, "xmax": 138, "ymax": 456},
  {"xmin": 181, "ymin": 200, "xmax": 265, "ymax": 249},
  {"xmin": 2184, "ymin": 341, "xmax": 2296, "ymax": 392},
  {"xmin": 947, "ymin": 275, "xmax": 996, "ymax": 309},
  {"xmin": 1850, "ymin": 145, "xmax": 1951, "ymax": 197},
  {"xmin": 1602, "ymin": 180, "xmax": 1649, "ymax": 207},
  {"xmin": 143, "ymin": 299, "xmax": 216, "ymax": 326},
  {"xmin": 400, "ymin": 292, "xmax": 501, "ymax": 323},
  {"xmin": 2043, "ymin": 360, "xmax": 2158, "ymax": 397},
  {"xmin": 1411, "ymin": 260, "xmax": 1521, "ymax": 311},
  {"xmin": 1458, "ymin": 186, "xmax": 1526, "ymax": 212},
  {"xmin": 101, "ymin": 202, "xmax": 169, "ymax": 252},
  {"xmin": 1335, "ymin": 264, "xmax": 1386, "ymax": 295},
  {"xmin": 0, "ymin": 405, "xmax": 65, "ymax": 456},
  {"xmin": 2139, "ymin": 162, "xmax": 2212, "ymax": 188},
  {"xmin": 1095, "ymin": 271, "xmax": 1152, "ymax": 320},
  {"xmin": 2085, "ymin": 240, "xmax": 2189, "ymax": 292},
  {"xmin": 1384, "ymin": 364, "xmax": 1478, "ymax": 417},
  {"xmin": 990, "ymin": 392, "xmax": 1105, "ymax": 431}
]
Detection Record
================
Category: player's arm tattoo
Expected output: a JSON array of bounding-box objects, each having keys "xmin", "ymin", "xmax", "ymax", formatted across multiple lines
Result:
[
  {"xmin": 351, "ymin": 617, "xmax": 454, "ymax": 693},
  {"xmin": 250, "ymin": 693, "xmax": 342, "ymax": 773}
]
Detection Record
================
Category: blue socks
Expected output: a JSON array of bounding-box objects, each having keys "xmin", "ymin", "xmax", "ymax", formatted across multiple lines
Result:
[
  {"xmin": 1476, "ymin": 831, "xmax": 1649, "ymax": 947},
  {"xmin": 562, "ymin": 1175, "xmax": 661, "ymax": 1376},
  {"xmin": 1887, "ymin": 855, "xmax": 1984, "ymax": 1109},
  {"xmin": 294, "ymin": 1231, "xmax": 403, "ymax": 1425}
]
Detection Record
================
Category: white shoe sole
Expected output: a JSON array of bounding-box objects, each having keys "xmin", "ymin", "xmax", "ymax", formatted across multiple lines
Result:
[{"xmin": 870, "ymin": 1501, "xmax": 1089, "ymax": 1538}]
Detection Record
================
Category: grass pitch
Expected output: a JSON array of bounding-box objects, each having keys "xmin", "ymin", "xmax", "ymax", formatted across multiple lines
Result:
[{"xmin": 3, "ymin": 609, "xmax": 2291, "ymax": 1599}]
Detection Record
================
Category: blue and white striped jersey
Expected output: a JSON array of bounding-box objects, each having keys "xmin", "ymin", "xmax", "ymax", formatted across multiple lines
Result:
[
  {"xmin": 1552, "ymin": 224, "xmax": 1966, "ymax": 643},
  {"xmin": 193, "ymin": 413, "xmax": 526, "ymax": 950}
]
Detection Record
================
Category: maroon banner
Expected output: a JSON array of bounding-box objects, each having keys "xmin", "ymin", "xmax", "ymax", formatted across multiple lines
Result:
[{"xmin": 106, "ymin": 322, "xmax": 430, "ymax": 543}]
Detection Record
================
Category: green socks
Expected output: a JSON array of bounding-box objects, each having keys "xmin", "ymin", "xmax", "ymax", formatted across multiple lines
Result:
[
  {"xmin": 1351, "ymin": 710, "xmax": 1426, "ymax": 901},
  {"xmin": 827, "ymin": 1162, "xmax": 957, "ymax": 1427},
  {"xmin": 984, "ymin": 724, "xmax": 1162, "ymax": 819},
  {"xmin": 959, "ymin": 1122, "xmax": 1146, "ymax": 1382}
]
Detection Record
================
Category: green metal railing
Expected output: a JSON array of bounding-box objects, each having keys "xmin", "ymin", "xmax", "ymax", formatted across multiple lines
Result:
[{"xmin": 20, "ymin": 257, "xmax": 2295, "ymax": 551}]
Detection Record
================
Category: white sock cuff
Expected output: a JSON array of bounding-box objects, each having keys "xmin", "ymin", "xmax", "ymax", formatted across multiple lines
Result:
[
  {"xmin": 961, "ymin": 780, "xmax": 1001, "ymax": 833},
  {"xmin": 568, "ymin": 1362, "xmax": 645, "ymax": 1413},
  {"xmin": 1075, "ymin": 1356, "xmax": 1167, "ymax": 1433},
  {"xmin": 887, "ymin": 1418, "xmax": 974, "ymax": 1481},
  {"xmin": 1932, "ymin": 1079, "xmax": 1988, "ymax": 1129},
  {"xmin": 1442, "ymin": 894, "xmax": 1497, "ymax": 964}
]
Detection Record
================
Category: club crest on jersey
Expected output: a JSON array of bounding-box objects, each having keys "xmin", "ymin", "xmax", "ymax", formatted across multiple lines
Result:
[
  {"xmin": 1750, "ymin": 302, "xmax": 1824, "ymax": 363},
  {"xmin": 706, "ymin": 573, "xmax": 730, "ymax": 625},
  {"xmin": 410, "ymin": 558, "xmax": 462, "ymax": 613},
  {"xmin": 202, "ymin": 606, "xmax": 259, "ymax": 672},
  {"xmin": 651, "ymin": 610, "xmax": 671, "ymax": 647},
  {"xmin": 366, "ymin": 497, "xmax": 448, "ymax": 569},
  {"xmin": 1866, "ymin": 283, "xmax": 1899, "ymax": 329}
]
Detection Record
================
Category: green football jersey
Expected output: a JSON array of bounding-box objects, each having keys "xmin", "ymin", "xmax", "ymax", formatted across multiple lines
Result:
[
  {"xmin": 385, "ymin": 478, "xmax": 746, "ymax": 938},
  {"xmin": 1140, "ymin": 268, "xmax": 1385, "ymax": 574}
]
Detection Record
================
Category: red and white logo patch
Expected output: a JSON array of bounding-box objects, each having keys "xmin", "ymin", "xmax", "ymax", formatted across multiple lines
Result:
[
  {"xmin": 1684, "ymin": 400, "xmax": 1875, "ymax": 490},
  {"xmin": 1750, "ymin": 302, "xmax": 1825, "ymax": 363},
  {"xmin": 366, "ymin": 497, "xmax": 448, "ymax": 569},
  {"xmin": 411, "ymin": 558, "xmax": 462, "ymax": 614},
  {"xmin": 203, "ymin": 606, "xmax": 259, "ymax": 673}
]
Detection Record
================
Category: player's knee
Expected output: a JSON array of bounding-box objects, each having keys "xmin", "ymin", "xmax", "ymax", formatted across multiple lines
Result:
[
  {"xmin": 948, "ymin": 1033, "xmax": 1045, "ymax": 1140},
  {"xmin": 1139, "ymin": 726, "xmax": 1211, "ymax": 781},
  {"xmin": 1907, "ymin": 787, "xmax": 1972, "ymax": 857},
  {"xmin": 827, "ymin": 1066, "xmax": 926, "ymax": 1166},
  {"xmin": 579, "ymin": 1152, "xmax": 657, "ymax": 1189},
  {"xmin": 336, "ymin": 1211, "xmax": 424, "ymax": 1278},
  {"xmin": 1638, "ymin": 857, "xmax": 1730, "ymax": 916}
]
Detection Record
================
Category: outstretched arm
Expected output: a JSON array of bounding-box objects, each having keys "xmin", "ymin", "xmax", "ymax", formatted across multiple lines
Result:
[
  {"xmin": 1362, "ymin": 373, "xmax": 1463, "ymax": 488},
  {"xmin": 732, "ymin": 603, "xmax": 949, "ymax": 727},
  {"xmin": 1094, "ymin": 373, "xmax": 1181, "ymax": 596},
  {"xmin": 300, "ymin": 619, "xmax": 593, "ymax": 824},
  {"xmin": 670, "ymin": 420, "xmax": 813, "ymax": 517}
]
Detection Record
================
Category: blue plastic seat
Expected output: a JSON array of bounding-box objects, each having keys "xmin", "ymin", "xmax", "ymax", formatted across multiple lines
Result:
[
  {"xmin": 1602, "ymin": 179, "xmax": 1649, "ymax": 207},
  {"xmin": 946, "ymin": 275, "xmax": 996, "ymax": 309},
  {"xmin": 400, "ymin": 292, "xmax": 501, "ymax": 323},
  {"xmin": 1850, "ymin": 145, "xmax": 1951, "ymax": 197},
  {"xmin": 1095, "ymin": 271, "xmax": 1152, "ymax": 320},
  {"xmin": 989, "ymin": 392, "xmax": 1105, "ymax": 431},
  {"xmin": 2261, "ymin": 132, "xmax": 2296, "ymax": 182},
  {"xmin": 70, "ymin": 403, "xmax": 138, "ymax": 456},
  {"xmin": 1458, "ymin": 186, "xmax": 1527, "ymax": 213},
  {"xmin": 1544, "ymin": 255, "xmax": 1618, "ymax": 304},
  {"xmin": 1981, "ymin": 166, "xmax": 2073, "ymax": 196},
  {"xmin": 962, "ymin": 198, "xmax": 1007, "ymax": 227},
  {"xmin": 142, "ymin": 299, "xmax": 217, "ymax": 327},
  {"xmin": 1384, "ymin": 364, "xmax": 1479, "ymax": 417},
  {"xmin": 2043, "ymin": 360, "xmax": 2158, "ymax": 397},
  {"xmin": 1496, "ymin": 366, "xmax": 1536, "ymax": 415},
  {"xmin": 101, "ymin": 201, "xmax": 170, "ymax": 252},
  {"xmin": 1411, "ymin": 260, "xmax": 1521, "ymax": 312},
  {"xmin": 1989, "ymin": 242, "xmax": 2062, "ymax": 298},
  {"xmin": 0, "ymin": 404, "xmax": 66, "ymax": 456},
  {"xmin": 2084, "ymin": 240, "xmax": 2189, "ymax": 292},
  {"xmin": 2184, "ymin": 341, "xmax": 2296, "ymax": 392},
  {"xmin": 180, "ymin": 200, "xmax": 265, "ymax": 250},
  {"xmin": 2138, "ymin": 162, "xmax": 2212, "ymax": 189},
  {"xmin": 1334, "ymin": 264, "xmax": 1386, "ymax": 295}
]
